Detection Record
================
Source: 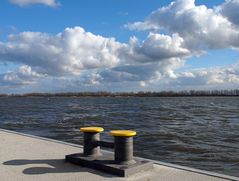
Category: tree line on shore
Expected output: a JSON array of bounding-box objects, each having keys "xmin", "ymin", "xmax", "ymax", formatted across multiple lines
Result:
[{"xmin": 0, "ymin": 89, "xmax": 239, "ymax": 97}]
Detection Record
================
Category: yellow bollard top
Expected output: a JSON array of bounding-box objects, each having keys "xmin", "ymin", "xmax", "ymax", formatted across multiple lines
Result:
[
  {"xmin": 109, "ymin": 130, "xmax": 137, "ymax": 137},
  {"xmin": 80, "ymin": 127, "xmax": 104, "ymax": 133}
]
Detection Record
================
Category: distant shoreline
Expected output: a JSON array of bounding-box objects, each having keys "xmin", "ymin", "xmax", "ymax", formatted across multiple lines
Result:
[{"xmin": 1, "ymin": 89, "xmax": 239, "ymax": 97}]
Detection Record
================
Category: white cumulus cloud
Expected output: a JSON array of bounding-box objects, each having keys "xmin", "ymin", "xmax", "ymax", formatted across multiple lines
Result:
[
  {"xmin": 126, "ymin": 0, "xmax": 239, "ymax": 51},
  {"xmin": 1, "ymin": 65, "xmax": 45, "ymax": 85},
  {"xmin": 121, "ymin": 33, "xmax": 190, "ymax": 63},
  {"xmin": 0, "ymin": 27, "xmax": 123, "ymax": 76},
  {"xmin": 173, "ymin": 64, "xmax": 239, "ymax": 87}
]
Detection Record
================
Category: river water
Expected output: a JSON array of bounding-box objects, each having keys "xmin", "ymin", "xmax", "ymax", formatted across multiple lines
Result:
[{"xmin": 0, "ymin": 96, "xmax": 238, "ymax": 177}]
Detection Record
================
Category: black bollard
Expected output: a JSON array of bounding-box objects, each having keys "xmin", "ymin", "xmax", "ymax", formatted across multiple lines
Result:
[
  {"xmin": 110, "ymin": 130, "xmax": 136, "ymax": 165},
  {"xmin": 80, "ymin": 127, "xmax": 104, "ymax": 157},
  {"xmin": 66, "ymin": 128, "xmax": 153, "ymax": 177}
]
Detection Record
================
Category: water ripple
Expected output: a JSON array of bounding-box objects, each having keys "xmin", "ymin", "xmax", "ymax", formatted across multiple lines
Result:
[{"xmin": 0, "ymin": 96, "xmax": 238, "ymax": 177}]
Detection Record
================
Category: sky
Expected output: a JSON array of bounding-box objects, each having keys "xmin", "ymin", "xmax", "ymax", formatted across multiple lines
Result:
[{"xmin": 0, "ymin": 0, "xmax": 239, "ymax": 93}]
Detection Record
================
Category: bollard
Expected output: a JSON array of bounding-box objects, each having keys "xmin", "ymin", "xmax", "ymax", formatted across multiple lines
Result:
[
  {"xmin": 80, "ymin": 127, "xmax": 104, "ymax": 157},
  {"xmin": 110, "ymin": 130, "xmax": 136, "ymax": 165},
  {"xmin": 66, "ymin": 127, "xmax": 153, "ymax": 177}
]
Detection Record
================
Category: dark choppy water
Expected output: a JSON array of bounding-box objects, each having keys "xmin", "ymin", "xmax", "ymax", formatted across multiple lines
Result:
[{"xmin": 0, "ymin": 96, "xmax": 239, "ymax": 177}]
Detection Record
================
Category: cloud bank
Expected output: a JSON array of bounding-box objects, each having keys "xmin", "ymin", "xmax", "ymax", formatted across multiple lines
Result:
[
  {"xmin": 0, "ymin": 27, "xmax": 187, "ymax": 79},
  {"xmin": 1, "ymin": 0, "xmax": 239, "ymax": 93}
]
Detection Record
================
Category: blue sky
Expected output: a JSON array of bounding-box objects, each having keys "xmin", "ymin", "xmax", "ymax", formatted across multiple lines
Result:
[
  {"xmin": 0, "ymin": 0, "xmax": 239, "ymax": 93},
  {"xmin": 0, "ymin": 0, "xmax": 226, "ymax": 42}
]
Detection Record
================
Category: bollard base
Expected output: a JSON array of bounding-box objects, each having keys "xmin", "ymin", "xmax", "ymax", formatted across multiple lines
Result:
[{"xmin": 65, "ymin": 152, "xmax": 153, "ymax": 177}]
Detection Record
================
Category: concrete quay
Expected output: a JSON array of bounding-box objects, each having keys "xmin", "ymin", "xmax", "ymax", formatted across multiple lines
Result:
[{"xmin": 0, "ymin": 128, "xmax": 238, "ymax": 181}]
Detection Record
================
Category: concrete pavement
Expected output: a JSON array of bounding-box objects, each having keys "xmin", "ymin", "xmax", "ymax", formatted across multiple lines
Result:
[{"xmin": 0, "ymin": 129, "xmax": 238, "ymax": 181}]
